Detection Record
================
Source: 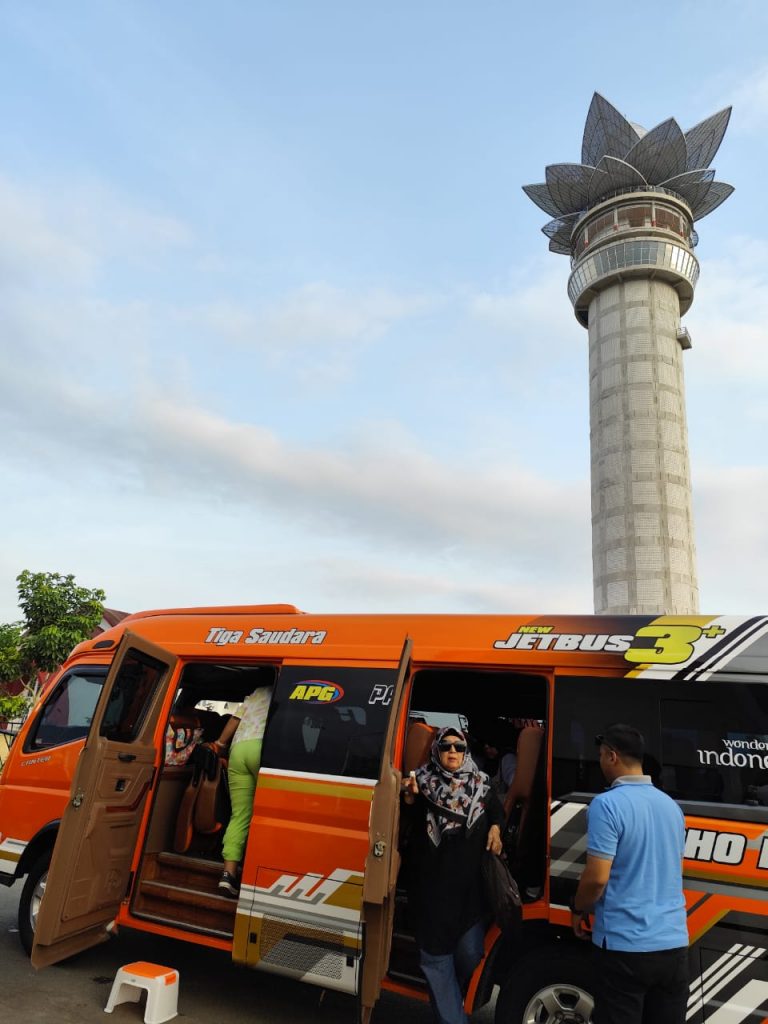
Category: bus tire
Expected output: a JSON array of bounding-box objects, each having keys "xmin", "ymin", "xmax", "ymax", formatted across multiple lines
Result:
[
  {"xmin": 495, "ymin": 947, "xmax": 596, "ymax": 1024},
  {"xmin": 18, "ymin": 853, "xmax": 50, "ymax": 956}
]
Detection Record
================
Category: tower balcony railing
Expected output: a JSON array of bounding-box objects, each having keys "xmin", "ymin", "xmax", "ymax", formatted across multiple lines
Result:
[
  {"xmin": 567, "ymin": 238, "xmax": 700, "ymax": 325},
  {"xmin": 585, "ymin": 184, "xmax": 690, "ymax": 206}
]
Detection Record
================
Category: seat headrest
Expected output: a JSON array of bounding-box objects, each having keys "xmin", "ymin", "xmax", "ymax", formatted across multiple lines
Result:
[
  {"xmin": 506, "ymin": 725, "xmax": 545, "ymax": 805},
  {"xmin": 404, "ymin": 721, "xmax": 437, "ymax": 775}
]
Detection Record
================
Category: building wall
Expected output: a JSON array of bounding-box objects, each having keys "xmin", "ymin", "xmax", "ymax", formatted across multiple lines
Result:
[{"xmin": 588, "ymin": 278, "xmax": 699, "ymax": 614}]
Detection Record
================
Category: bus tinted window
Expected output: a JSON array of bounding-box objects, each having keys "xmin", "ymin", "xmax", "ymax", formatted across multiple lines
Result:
[
  {"xmin": 661, "ymin": 684, "xmax": 768, "ymax": 807},
  {"xmin": 26, "ymin": 668, "xmax": 107, "ymax": 750},
  {"xmin": 100, "ymin": 649, "xmax": 168, "ymax": 743},
  {"xmin": 261, "ymin": 665, "xmax": 396, "ymax": 779},
  {"xmin": 554, "ymin": 675, "xmax": 768, "ymax": 811},
  {"xmin": 552, "ymin": 676, "xmax": 661, "ymax": 797}
]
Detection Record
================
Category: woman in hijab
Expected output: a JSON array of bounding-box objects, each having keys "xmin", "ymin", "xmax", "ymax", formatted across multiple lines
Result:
[{"xmin": 402, "ymin": 725, "xmax": 505, "ymax": 1024}]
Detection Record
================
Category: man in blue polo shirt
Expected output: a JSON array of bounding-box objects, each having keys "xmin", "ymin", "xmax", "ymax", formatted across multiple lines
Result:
[{"xmin": 571, "ymin": 723, "xmax": 689, "ymax": 1024}]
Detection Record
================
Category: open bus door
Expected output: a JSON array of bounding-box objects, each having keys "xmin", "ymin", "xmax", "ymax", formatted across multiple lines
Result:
[
  {"xmin": 358, "ymin": 637, "xmax": 412, "ymax": 1023},
  {"xmin": 237, "ymin": 638, "xmax": 412, "ymax": 1022},
  {"xmin": 31, "ymin": 633, "xmax": 177, "ymax": 968}
]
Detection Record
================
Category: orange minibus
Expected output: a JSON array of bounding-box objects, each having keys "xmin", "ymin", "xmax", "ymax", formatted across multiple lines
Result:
[{"xmin": 0, "ymin": 606, "xmax": 766, "ymax": 1023}]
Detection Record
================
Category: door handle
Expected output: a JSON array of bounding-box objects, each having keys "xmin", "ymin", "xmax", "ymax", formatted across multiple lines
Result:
[{"xmin": 118, "ymin": 752, "xmax": 136, "ymax": 762}]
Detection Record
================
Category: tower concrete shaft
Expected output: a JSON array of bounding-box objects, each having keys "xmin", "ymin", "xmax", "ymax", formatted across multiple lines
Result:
[
  {"xmin": 569, "ymin": 192, "xmax": 700, "ymax": 614},
  {"xmin": 586, "ymin": 280, "xmax": 697, "ymax": 613},
  {"xmin": 523, "ymin": 93, "xmax": 733, "ymax": 615}
]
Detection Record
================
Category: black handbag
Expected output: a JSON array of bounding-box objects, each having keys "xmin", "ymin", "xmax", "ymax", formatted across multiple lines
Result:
[{"xmin": 481, "ymin": 851, "xmax": 522, "ymax": 934}]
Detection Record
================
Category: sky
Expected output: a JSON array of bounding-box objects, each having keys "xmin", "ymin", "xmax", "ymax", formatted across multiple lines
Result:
[{"xmin": 0, "ymin": 0, "xmax": 767, "ymax": 622}]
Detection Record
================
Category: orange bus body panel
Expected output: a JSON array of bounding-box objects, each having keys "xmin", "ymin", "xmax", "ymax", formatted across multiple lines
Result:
[{"xmin": 1, "ymin": 608, "xmax": 766, "ymax": 1023}]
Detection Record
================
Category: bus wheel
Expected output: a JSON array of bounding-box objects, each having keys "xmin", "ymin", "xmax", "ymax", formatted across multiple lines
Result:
[
  {"xmin": 495, "ymin": 949, "xmax": 596, "ymax": 1024},
  {"xmin": 18, "ymin": 853, "xmax": 50, "ymax": 956}
]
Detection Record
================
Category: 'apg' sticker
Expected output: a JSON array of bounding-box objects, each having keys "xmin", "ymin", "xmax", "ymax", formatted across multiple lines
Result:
[{"xmin": 288, "ymin": 681, "xmax": 344, "ymax": 704}]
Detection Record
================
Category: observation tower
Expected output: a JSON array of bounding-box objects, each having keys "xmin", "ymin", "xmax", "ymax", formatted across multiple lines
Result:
[{"xmin": 523, "ymin": 94, "xmax": 733, "ymax": 614}]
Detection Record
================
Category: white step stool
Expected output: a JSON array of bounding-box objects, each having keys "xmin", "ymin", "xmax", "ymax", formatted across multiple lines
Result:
[{"xmin": 105, "ymin": 961, "xmax": 179, "ymax": 1024}]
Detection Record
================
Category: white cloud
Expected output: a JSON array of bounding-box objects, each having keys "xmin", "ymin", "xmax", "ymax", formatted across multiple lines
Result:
[
  {"xmin": 0, "ymin": 173, "xmax": 192, "ymax": 298},
  {"xmin": 0, "ymin": 177, "xmax": 95, "ymax": 287},
  {"xmin": 0, "ymin": 161, "xmax": 764, "ymax": 629},
  {"xmin": 262, "ymin": 283, "xmax": 431, "ymax": 345},
  {"xmin": 688, "ymin": 240, "xmax": 768, "ymax": 379},
  {"xmin": 695, "ymin": 465, "xmax": 768, "ymax": 611},
  {"xmin": 188, "ymin": 282, "xmax": 432, "ymax": 351},
  {"xmin": 730, "ymin": 64, "xmax": 768, "ymax": 134},
  {"xmin": 142, "ymin": 397, "xmax": 590, "ymax": 569},
  {"xmin": 312, "ymin": 558, "xmax": 592, "ymax": 612},
  {"xmin": 468, "ymin": 263, "xmax": 574, "ymax": 345},
  {"xmin": 0, "ymin": 315, "xmax": 592, "ymax": 595},
  {"xmin": 62, "ymin": 180, "xmax": 194, "ymax": 256}
]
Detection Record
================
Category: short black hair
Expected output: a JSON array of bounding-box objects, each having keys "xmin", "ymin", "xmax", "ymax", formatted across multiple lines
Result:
[{"xmin": 595, "ymin": 723, "xmax": 645, "ymax": 763}]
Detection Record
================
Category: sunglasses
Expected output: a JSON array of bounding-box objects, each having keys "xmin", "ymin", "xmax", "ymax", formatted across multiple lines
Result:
[{"xmin": 438, "ymin": 741, "xmax": 467, "ymax": 753}]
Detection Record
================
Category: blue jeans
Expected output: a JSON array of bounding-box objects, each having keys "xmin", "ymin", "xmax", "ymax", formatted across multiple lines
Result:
[{"xmin": 419, "ymin": 921, "xmax": 485, "ymax": 1024}]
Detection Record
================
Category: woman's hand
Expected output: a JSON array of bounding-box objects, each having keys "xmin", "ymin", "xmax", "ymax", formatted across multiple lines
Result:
[
  {"xmin": 486, "ymin": 824, "xmax": 503, "ymax": 855},
  {"xmin": 401, "ymin": 771, "xmax": 419, "ymax": 804}
]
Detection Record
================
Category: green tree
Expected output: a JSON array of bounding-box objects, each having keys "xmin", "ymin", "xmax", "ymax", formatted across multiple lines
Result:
[
  {"xmin": 0, "ymin": 622, "xmax": 24, "ymax": 683},
  {"xmin": 0, "ymin": 622, "xmax": 25, "ymax": 721},
  {"xmin": 15, "ymin": 570, "xmax": 106, "ymax": 673},
  {"xmin": 0, "ymin": 571, "xmax": 106, "ymax": 721}
]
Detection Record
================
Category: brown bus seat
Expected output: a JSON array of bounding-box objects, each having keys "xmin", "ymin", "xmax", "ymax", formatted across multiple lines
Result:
[
  {"xmin": 504, "ymin": 725, "xmax": 546, "ymax": 892},
  {"xmin": 173, "ymin": 745, "xmax": 227, "ymax": 853},
  {"xmin": 397, "ymin": 722, "xmax": 436, "ymax": 867},
  {"xmin": 403, "ymin": 721, "xmax": 436, "ymax": 774},
  {"xmin": 504, "ymin": 725, "xmax": 544, "ymax": 816}
]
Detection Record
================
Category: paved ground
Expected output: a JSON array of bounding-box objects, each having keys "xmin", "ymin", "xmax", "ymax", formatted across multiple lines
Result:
[{"xmin": 0, "ymin": 881, "xmax": 496, "ymax": 1024}]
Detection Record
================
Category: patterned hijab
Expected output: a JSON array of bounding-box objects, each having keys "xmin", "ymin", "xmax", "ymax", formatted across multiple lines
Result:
[{"xmin": 415, "ymin": 726, "xmax": 491, "ymax": 847}]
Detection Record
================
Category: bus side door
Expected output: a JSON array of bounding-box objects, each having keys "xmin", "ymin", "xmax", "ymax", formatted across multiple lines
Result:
[
  {"xmin": 359, "ymin": 638, "xmax": 411, "ymax": 1022},
  {"xmin": 235, "ymin": 639, "xmax": 410, "ymax": 1021},
  {"xmin": 31, "ymin": 633, "xmax": 177, "ymax": 968}
]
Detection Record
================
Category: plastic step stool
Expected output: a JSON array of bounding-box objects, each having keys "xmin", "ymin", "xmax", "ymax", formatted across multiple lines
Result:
[{"xmin": 104, "ymin": 962, "xmax": 179, "ymax": 1024}]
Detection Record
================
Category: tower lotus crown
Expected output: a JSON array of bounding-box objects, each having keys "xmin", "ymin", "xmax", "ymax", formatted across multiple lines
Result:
[{"xmin": 523, "ymin": 93, "xmax": 733, "ymax": 255}]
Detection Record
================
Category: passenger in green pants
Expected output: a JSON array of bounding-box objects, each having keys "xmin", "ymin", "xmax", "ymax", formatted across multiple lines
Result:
[{"xmin": 210, "ymin": 684, "xmax": 273, "ymax": 897}]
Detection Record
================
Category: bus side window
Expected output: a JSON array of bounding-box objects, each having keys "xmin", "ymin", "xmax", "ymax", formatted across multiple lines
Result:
[
  {"xmin": 552, "ymin": 676, "xmax": 660, "ymax": 798},
  {"xmin": 261, "ymin": 666, "xmax": 398, "ymax": 780},
  {"xmin": 100, "ymin": 650, "xmax": 168, "ymax": 743},
  {"xmin": 25, "ymin": 669, "xmax": 107, "ymax": 751},
  {"xmin": 661, "ymin": 684, "xmax": 768, "ymax": 808}
]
